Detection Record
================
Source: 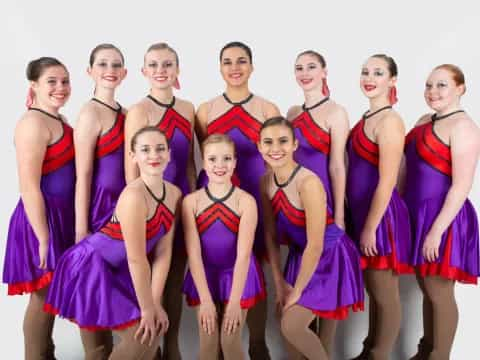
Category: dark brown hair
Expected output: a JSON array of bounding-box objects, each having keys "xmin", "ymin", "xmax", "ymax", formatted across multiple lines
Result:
[
  {"xmin": 260, "ymin": 116, "xmax": 296, "ymax": 140},
  {"xmin": 297, "ymin": 50, "xmax": 326, "ymax": 68},
  {"xmin": 89, "ymin": 43, "xmax": 125, "ymax": 66},
  {"xmin": 26, "ymin": 57, "xmax": 67, "ymax": 81},
  {"xmin": 220, "ymin": 41, "xmax": 253, "ymax": 64},
  {"xmin": 371, "ymin": 54, "xmax": 398, "ymax": 77}
]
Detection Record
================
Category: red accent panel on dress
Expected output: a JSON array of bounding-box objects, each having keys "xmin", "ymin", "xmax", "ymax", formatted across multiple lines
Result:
[
  {"xmin": 417, "ymin": 228, "xmax": 477, "ymax": 284},
  {"xmin": 8, "ymin": 271, "xmax": 53, "ymax": 295},
  {"xmin": 350, "ymin": 119, "xmax": 379, "ymax": 166},
  {"xmin": 292, "ymin": 111, "xmax": 330, "ymax": 154},
  {"xmin": 312, "ymin": 300, "xmax": 364, "ymax": 320},
  {"xmin": 416, "ymin": 123, "xmax": 452, "ymax": 177},
  {"xmin": 96, "ymin": 112, "xmax": 125, "ymax": 158},
  {"xmin": 207, "ymin": 106, "xmax": 262, "ymax": 143},
  {"xmin": 42, "ymin": 123, "xmax": 75, "ymax": 174},
  {"xmin": 157, "ymin": 108, "xmax": 192, "ymax": 141},
  {"xmin": 196, "ymin": 203, "xmax": 240, "ymax": 234}
]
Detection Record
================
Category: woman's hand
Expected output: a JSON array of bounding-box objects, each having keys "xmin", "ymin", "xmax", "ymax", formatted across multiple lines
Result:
[
  {"xmin": 223, "ymin": 301, "xmax": 242, "ymax": 335},
  {"xmin": 75, "ymin": 231, "xmax": 90, "ymax": 244},
  {"xmin": 199, "ymin": 301, "xmax": 217, "ymax": 336},
  {"xmin": 38, "ymin": 242, "xmax": 48, "ymax": 269},
  {"xmin": 155, "ymin": 304, "xmax": 169, "ymax": 337},
  {"xmin": 360, "ymin": 228, "xmax": 378, "ymax": 257},
  {"xmin": 274, "ymin": 281, "xmax": 291, "ymax": 317},
  {"xmin": 283, "ymin": 286, "xmax": 301, "ymax": 313},
  {"xmin": 135, "ymin": 307, "xmax": 160, "ymax": 346},
  {"xmin": 422, "ymin": 230, "xmax": 442, "ymax": 262}
]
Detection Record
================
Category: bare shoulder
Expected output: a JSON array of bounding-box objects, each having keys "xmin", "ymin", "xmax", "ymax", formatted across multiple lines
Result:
[
  {"xmin": 298, "ymin": 168, "xmax": 323, "ymax": 191},
  {"xmin": 236, "ymin": 187, "xmax": 257, "ymax": 213},
  {"xmin": 16, "ymin": 112, "xmax": 49, "ymax": 142},
  {"xmin": 378, "ymin": 110, "xmax": 405, "ymax": 133},
  {"xmin": 415, "ymin": 113, "xmax": 433, "ymax": 127},
  {"xmin": 174, "ymin": 97, "xmax": 195, "ymax": 120},
  {"xmin": 326, "ymin": 101, "xmax": 349, "ymax": 126},
  {"xmin": 255, "ymin": 95, "xmax": 280, "ymax": 118},
  {"xmin": 286, "ymin": 105, "xmax": 302, "ymax": 120},
  {"xmin": 118, "ymin": 181, "xmax": 146, "ymax": 209},
  {"xmin": 196, "ymin": 99, "xmax": 214, "ymax": 120},
  {"xmin": 452, "ymin": 114, "xmax": 480, "ymax": 141},
  {"xmin": 76, "ymin": 101, "xmax": 102, "ymax": 128}
]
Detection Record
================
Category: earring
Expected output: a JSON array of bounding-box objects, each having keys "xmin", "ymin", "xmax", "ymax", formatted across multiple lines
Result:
[
  {"xmin": 389, "ymin": 86, "xmax": 398, "ymax": 105},
  {"xmin": 322, "ymin": 78, "xmax": 330, "ymax": 97}
]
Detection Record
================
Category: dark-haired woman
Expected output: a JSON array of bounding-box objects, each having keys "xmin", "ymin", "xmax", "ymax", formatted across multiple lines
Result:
[
  {"xmin": 45, "ymin": 126, "xmax": 181, "ymax": 360},
  {"xmin": 286, "ymin": 50, "xmax": 350, "ymax": 355},
  {"xmin": 259, "ymin": 117, "xmax": 363, "ymax": 359},
  {"xmin": 3, "ymin": 57, "xmax": 75, "ymax": 359},
  {"xmin": 403, "ymin": 65, "xmax": 480, "ymax": 360},
  {"xmin": 195, "ymin": 41, "xmax": 280, "ymax": 359},
  {"xmin": 346, "ymin": 55, "xmax": 412, "ymax": 360},
  {"xmin": 73, "ymin": 44, "xmax": 127, "ymax": 358},
  {"xmin": 124, "ymin": 42, "xmax": 195, "ymax": 359}
]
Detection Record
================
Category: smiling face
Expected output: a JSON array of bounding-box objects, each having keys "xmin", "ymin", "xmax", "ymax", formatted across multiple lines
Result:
[
  {"xmin": 360, "ymin": 57, "xmax": 396, "ymax": 100},
  {"xmin": 203, "ymin": 141, "xmax": 237, "ymax": 185},
  {"xmin": 142, "ymin": 49, "xmax": 179, "ymax": 90},
  {"xmin": 258, "ymin": 124, "xmax": 298, "ymax": 169},
  {"xmin": 131, "ymin": 130, "xmax": 170, "ymax": 177},
  {"xmin": 31, "ymin": 65, "xmax": 71, "ymax": 110},
  {"xmin": 88, "ymin": 48, "xmax": 126, "ymax": 91},
  {"xmin": 220, "ymin": 47, "xmax": 253, "ymax": 88},
  {"xmin": 424, "ymin": 68, "xmax": 464, "ymax": 113},
  {"xmin": 295, "ymin": 54, "xmax": 326, "ymax": 92}
]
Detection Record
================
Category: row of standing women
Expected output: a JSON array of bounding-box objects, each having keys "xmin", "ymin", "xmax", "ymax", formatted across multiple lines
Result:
[{"xmin": 3, "ymin": 41, "xmax": 479, "ymax": 360}]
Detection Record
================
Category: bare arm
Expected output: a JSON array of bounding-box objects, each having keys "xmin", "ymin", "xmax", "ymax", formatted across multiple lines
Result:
[
  {"xmin": 74, "ymin": 106, "xmax": 102, "ymax": 241},
  {"xmin": 260, "ymin": 176, "xmax": 284, "ymax": 291},
  {"xmin": 124, "ymin": 105, "xmax": 149, "ymax": 183},
  {"xmin": 186, "ymin": 103, "xmax": 197, "ymax": 192},
  {"xmin": 328, "ymin": 106, "xmax": 349, "ymax": 228},
  {"xmin": 363, "ymin": 115, "xmax": 405, "ymax": 233},
  {"xmin": 228, "ymin": 193, "xmax": 257, "ymax": 304},
  {"xmin": 263, "ymin": 100, "xmax": 281, "ymax": 119},
  {"xmin": 182, "ymin": 193, "xmax": 214, "ymax": 304},
  {"xmin": 292, "ymin": 175, "xmax": 326, "ymax": 295},
  {"xmin": 430, "ymin": 120, "xmax": 480, "ymax": 235},
  {"xmin": 116, "ymin": 188, "xmax": 155, "ymax": 313},
  {"xmin": 195, "ymin": 103, "xmax": 209, "ymax": 145}
]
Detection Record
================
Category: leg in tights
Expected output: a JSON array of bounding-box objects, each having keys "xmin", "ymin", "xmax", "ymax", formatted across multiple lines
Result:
[
  {"xmin": 220, "ymin": 309, "xmax": 248, "ymax": 360},
  {"xmin": 424, "ymin": 276, "xmax": 457, "ymax": 360},
  {"xmin": 365, "ymin": 269, "xmax": 401, "ymax": 360},
  {"xmin": 246, "ymin": 297, "xmax": 270, "ymax": 359},
  {"xmin": 281, "ymin": 305, "xmax": 328, "ymax": 360},
  {"xmin": 162, "ymin": 249, "xmax": 187, "ymax": 360},
  {"xmin": 110, "ymin": 324, "xmax": 160, "ymax": 360},
  {"xmin": 197, "ymin": 306, "xmax": 220, "ymax": 360},
  {"xmin": 80, "ymin": 329, "xmax": 113, "ymax": 360},
  {"xmin": 409, "ymin": 274, "xmax": 433, "ymax": 360},
  {"xmin": 350, "ymin": 276, "xmax": 375, "ymax": 360},
  {"xmin": 23, "ymin": 287, "xmax": 56, "ymax": 360},
  {"xmin": 317, "ymin": 319, "xmax": 337, "ymax": 358}
]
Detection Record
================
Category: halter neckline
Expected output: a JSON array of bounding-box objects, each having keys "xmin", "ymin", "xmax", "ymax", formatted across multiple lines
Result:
[
  {"xmin": 91, "ymin": 98, "xmax": 121, "ymax": 112},
  {"xmin": 302, "ymin": 97, "xmax": 329, "ymax": 111},
  {"xmin": 363, "ymin": 105, "xmax": 392, "ymax": 120},
  {"xmin": 432, "ymin": 110, "xmax": 465, "ymax": 122},
  {"xmin": 274, "ymin": 164, "xmax": 302, "ymax": 188},
  {"xmin": 144, "ymin": 181, "xmax": 166, "ymax": 203},
  {"xmin": 29, "ymin": 107, "xmax": 63, "ymax": 122},
  {"xmin": 147, "ymin": 95, "xmax": 176, "ymax": 108},
  {"xmin": 205, "ymin": 185, "xmax": 235, "ymax": 203},
  {"xmin": 223, "ymin": 92, "xmax": 254, "ymax": 106}
]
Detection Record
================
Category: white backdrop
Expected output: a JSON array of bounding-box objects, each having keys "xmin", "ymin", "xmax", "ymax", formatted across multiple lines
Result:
[{"xmin": 1, "ymin": 1, "xmax": 479, "ymax": 359}]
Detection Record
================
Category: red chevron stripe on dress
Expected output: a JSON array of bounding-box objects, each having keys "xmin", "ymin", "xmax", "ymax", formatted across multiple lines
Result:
[
  {"xmin": 96, "ymin": 112, "xmax": 125, "ymax": 158},
  {"xmin": 272, "ymin": 190, "xmax": 306, "ymax": 227},
  {"xmin": 416, "ymin": 123, "xmax": 452, "ymax": 176},
  {"xmin": 207, "ymin": 106, "xmax": 262, "ymax": 143},
  {"xmin": 42, "ymin": 123, "xmax": 75, "ymax": 174},
  {"xmin": 157, "ymin": 108, "xmax": 192, "ymax": 141},
  {"xmin": 351, "ymin": 119, "xmax": 379, "ymax": 166},
  {"xmin": 196, "ymin": 203, "xmax": 240, "ymax": 234},
  {"xmin": 292, "ymin": 111, "xmax": 330, "ymax": 154}
]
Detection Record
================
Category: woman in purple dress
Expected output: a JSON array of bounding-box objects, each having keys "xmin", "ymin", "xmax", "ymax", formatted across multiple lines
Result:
[
  {"xmin": 45, "ymin": 126, "xmax": 181, "ymax": 360},
  {"xmin": 2, "ymin": 57, "xmax": 75, "ymax": 359},
  {"xmin": 403, "ymin": 65, "xmax": 480, "ymax": 360},
  {"xmin": 74, "ymin": 44, "xmax": 127, "ymax": 357},
  {"xmin": 125, "ymin": 42, "xmax": 195, "ymax": 359},
  {"xmin": 346, "ymin": 54, "xmax": 412, "ymax": 360},
  {"xmin": 182, "ymin": 134, "xmax": 265, "ymax": 359},
  {"xmin": 195, "ymin": 42, "xmax": 280, "ymax": 359},
  {"xmin": 286, "ymin": 50, "xmax": 350, "ymax": 355},
  {"xmin": 259, "ymin": 117, "xmax": 363, "ymax": 359}
]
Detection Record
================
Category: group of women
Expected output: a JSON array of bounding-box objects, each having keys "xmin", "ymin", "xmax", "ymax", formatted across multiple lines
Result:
[{"xmin": 2, "ymin": 40, "xmax": 479, "ymax": 360}]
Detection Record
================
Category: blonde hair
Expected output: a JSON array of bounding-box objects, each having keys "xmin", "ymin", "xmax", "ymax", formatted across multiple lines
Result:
[
  {"xmin": 145, "ymin": 42, "xmax": 179, "ymax": 66},
  {"xmin": 201, "ymin": 133, "xmax": 236, "ymax": 157}
]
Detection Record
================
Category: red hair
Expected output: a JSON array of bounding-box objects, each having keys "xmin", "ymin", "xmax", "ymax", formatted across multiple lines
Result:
[{"xmin": 434, "ymin": 64, "xmax": 466, "ymax": 94}]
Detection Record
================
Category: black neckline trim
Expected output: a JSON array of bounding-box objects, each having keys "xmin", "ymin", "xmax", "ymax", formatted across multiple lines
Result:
[
  {"xmin": 205, "ymin": 185, "xmax": 235, "ymax": 203},
  {"xmin": 363, "ymin": 105, "xmax": 392, "ymax": 120},
  {"xmin": 302, "ymin": 97, "xmax": 329, "ymax": 111},
  {"xmin": 274, "ymin": 164, "xmax": 302, "ymax": 188},
  {"xmin": 29, "ymin": 107, "xmax": 62, "ymax": 122},
  {"xmin": 223, "ymin": 92, "xmax": 254, "ymax": 106},
  {"xmin": 144, "ymin": 182, "xmax": 166, "ymax": 203},
  {"xmin": 147, "ymin": 95, "xmax": 176, "ymax": 108},
  {"xmin": 432, "ymin": 110, "xmax": 465, "ymax": 122},
  {"xmin": 91, "ymin": 98, "xmax": 121, "ymax": 112}
]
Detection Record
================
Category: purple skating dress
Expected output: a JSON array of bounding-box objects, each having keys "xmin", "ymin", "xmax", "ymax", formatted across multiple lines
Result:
[
  {"xmin": 346, "ymin": 117, "xmax": 413, "ymax": 273},
  {"xmin": 3, "ymin": 113, "xmax": 75, "ymax": 295},
  {"xmin": 271, "ymin": 167, "xmax": 364, "ymax": 319},
  {"xmin": 404, "ymin": 118, "xmax": 479, "ymax": 284},
  {"xmin": 149, "ymin": 95, "xmax": 192, "ymax": 249},
  {"xmin": 291, "ymin": 98, "xmax": 334, "ymax": 216},
  {"xmin": 183, "ymin": 187, "xmax": 266, "ymax": 308},
  {"xmin": 197, "ymin": 94, "xmax": 267, "ymax": 260},
  {"xmin": 44, "ymin": 183, "xmax": 175, "ymax": 330},
  {"xmin": 88, "ymin": 100, "xmax": 126, "ymax": 232}
]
